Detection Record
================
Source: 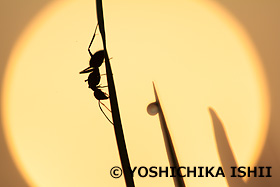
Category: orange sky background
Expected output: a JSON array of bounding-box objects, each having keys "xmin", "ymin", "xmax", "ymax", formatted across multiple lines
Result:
[{"xmin": 0, "ymin": 0, "xmax": 280, "ymax": 187}]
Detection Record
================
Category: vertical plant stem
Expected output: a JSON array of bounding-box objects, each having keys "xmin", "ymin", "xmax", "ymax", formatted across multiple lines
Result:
[{"xmin": 96, "ymin": 0, "xmax": 135, "ymax": 186}]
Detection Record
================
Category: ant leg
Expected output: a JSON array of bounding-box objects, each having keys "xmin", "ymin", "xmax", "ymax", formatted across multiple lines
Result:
[
  {"xmin": 88, "ymin": 23, "xmax": 99, "ymax": 56},
  {"xmin": 99, "ymin": 101, "xmax": 112, "ymax": 112},
  {"xmin": 96, "ymin": 85, "xmax": 108, "ymax": 88}
]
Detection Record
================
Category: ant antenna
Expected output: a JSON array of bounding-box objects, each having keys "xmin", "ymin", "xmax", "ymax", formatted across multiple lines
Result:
[
  {"xmin": 98, "ymin": 100, "xmax": 113, "ymax": 125},
  {"xmin": 88, "ymin": 24, "xmax": 99, "ymax": 56}
]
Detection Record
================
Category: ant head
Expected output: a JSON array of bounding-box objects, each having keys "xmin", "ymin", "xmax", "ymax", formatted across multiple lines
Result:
[{"xmin": 89, "ymin": 50, "xmax": 105, "ymax": 68}]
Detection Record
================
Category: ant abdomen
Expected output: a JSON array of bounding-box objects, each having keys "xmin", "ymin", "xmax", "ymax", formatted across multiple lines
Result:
[{"xmin": 94, "ymin": 89, "xmax": 109, "ymax": 100}]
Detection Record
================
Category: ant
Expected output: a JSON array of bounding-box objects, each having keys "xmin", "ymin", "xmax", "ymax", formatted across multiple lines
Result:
[
  {"xmin": 80, "ymin": 24, "xmax": 109, "ymax": 101},
  {"xmin": 79, "ymin": 24, "xmax": 113, "ymax": 125}
]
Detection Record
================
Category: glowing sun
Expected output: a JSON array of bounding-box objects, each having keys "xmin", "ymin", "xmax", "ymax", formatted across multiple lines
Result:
[{"xmin": 1, "ymin": 0, "xmax": 270, "ymax": 186}]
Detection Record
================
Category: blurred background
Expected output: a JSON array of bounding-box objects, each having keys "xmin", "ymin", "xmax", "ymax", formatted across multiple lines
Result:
[{"xmin": 0, "ymin": 0, "xmax": 279, "ymax": 186}]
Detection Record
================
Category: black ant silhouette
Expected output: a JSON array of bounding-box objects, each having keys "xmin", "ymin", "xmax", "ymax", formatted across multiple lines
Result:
[
  {"xmin": 80, "ymin": 24, "xmax": 109, "ymax": 101},
  {"xmin": 79, "ymin": 24, "xmax": 112, "ymax": 124}
]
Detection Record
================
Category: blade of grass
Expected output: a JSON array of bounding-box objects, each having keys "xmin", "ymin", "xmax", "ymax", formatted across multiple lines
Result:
[
  {"xmin": 152, "ymin": 83, "xmax": 186, "ymax": 187},
  {"xmin": 96, "ymin": 0, "xmax": 135, "ymax": 186}
]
